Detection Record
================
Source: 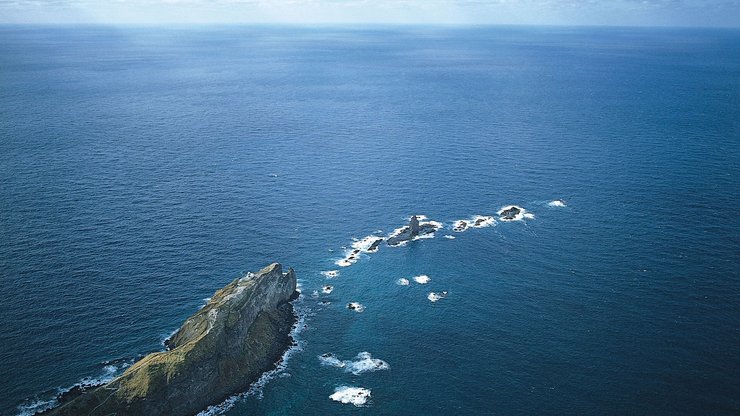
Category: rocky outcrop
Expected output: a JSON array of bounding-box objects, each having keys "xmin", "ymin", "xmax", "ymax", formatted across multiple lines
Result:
[
  {"xmin": 387, "ymin": 215, "xmax": 439, "ymax": 246},
  {"xmin": 367, "ymin": 238, "xmax": 383, "ymax": 252},
  {"xmin": 453, "ymin": 220, "xmax": 469, "ymax": 232},
  {"xmin": 409, "ymin": 215, "xmax": 421, "ymax": 236},
  {"xmin": 498, "ymin": 206, "xmax": 522, "ymax": 220},
  {"xmin": 44, "ymin": 263, "xmax": 299, "ymax": 416}
]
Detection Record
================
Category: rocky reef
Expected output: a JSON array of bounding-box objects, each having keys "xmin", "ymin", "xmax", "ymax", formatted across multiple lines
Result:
[
  {"xmin": 367, "ymin": 238, "xmax": 383, "ymax": 252},
  {"xmin": 43, "ymin": 263, "xmax": 299, "ymax": 416},
  {"xmin": 386, "ymin": 215, "xmax": 440, "ymax": 246},
  {"xmin": 498, "ymin": 206, "xmax": 522, "ymax": 220}
]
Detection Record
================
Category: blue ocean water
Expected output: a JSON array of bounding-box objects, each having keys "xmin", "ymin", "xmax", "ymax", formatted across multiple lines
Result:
[{"xmin": 0, "ymin": 25, "xmax": 738, "ymax": 415}]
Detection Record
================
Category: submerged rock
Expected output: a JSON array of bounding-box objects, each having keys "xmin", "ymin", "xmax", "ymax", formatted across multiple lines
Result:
[{"xmin": 43, "ymin": 263, "xmax": 299, "ymax": 416}]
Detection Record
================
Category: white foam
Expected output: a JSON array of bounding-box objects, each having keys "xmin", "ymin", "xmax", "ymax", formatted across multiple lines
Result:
[
  {"xmin": 421, "ymin": 220, "xmax": 444, "ymax": 229},
  {"xmin": 396, "ymin": 278, "xmax": 410, "ymax": 286},
  {"xmin": 413, "ymin": 233, "xmax": 435, "ymax": 241},
  {"xmin": 335, "ymin": 258, "xmax": 353, "ymax": 267},
  {"xmin": 415, "ymin": 220, "xmax": 444, "ymax": 239},
  {"xmin": 330, "ymin": 386, "xmax": 371, "ymax": 407},
  {"xmin": 17, "ymin": 398, "xmax": 57, "ymax": 416},
  {"xmin": 17, "ymin": 359, "xmax": 133, "ymax": 416},
  {"xmin": 321, "ymin": 270, "xmax": 340, "ymax": 279},
  {"xmin": 161, "ymin": 327, "xmax": 180, "ymax": 348},
  {"xmin": 335, "ymin": 245, "xmax": 364, "ymax": 267},
  {"xmin": 322, "ymin": 285, "xmax": 334, "ymax": 294},
  {"xmin": 388, "ymin": 217, "xmax": 443, "ymax": 245},
  {"xmin": 444, "ymin": 235, "xmax": 456, "ymax": 239},
  {"xmin": 413, "ymin": 274, "xmax": 431, "ymax": 284},
  {"xmin": 524, "ymin": 213, "xmax": 535, "ymax": 219},
  {"xmin": 319, "ymin": 352, "xmax": 389, "ymax": 375},
  {"xmin": 453, "ymin": 215, "xmax": 495, "ymax": 232},
  {"xmin": 452, "ymin": 220, "xmax": 469, "ymax": 232},
  {"xmin": 548, "ymin": 199, "xmax": 566, "ymax": 207},
  {"xmin": 345, "ymin": 352, "xmax": 390, "ymax": 375},
  {"xmin": 387, "ymin": 225, "xmax": 408, "ymax": 239},
  {"xmin": 497, "ymin": 205, "xmax": 532, "ymax": 222},
  {"xmin": 351, "ymin": 235, "xmax": 384, "ymax": 253},
  {"xmin": 318, "ymin": 353, "xmax": 346, "ymax": 368},
  {"xmin": 347, "ymin": 302, "xmax": 365, "ymax": 312},
  {"xmin": 470, "ymin": 215, "xmax": 496, "ymax": 228},
  {"xmin": 428, "ymin": 291, "xmax": 448, "ymax": 302}
]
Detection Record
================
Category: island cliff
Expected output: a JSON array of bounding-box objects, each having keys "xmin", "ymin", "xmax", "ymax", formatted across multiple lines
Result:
[{"xmin": 44, "ymin": 263, "xmax": 299, "ymax": 416}]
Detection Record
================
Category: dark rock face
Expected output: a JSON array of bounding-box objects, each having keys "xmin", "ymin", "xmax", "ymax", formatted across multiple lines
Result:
[
  {"xmin": 409, "ymin": 215, "xmax": 420, "ymax": 236},
  {"xmin": 386, "ymin": 226, "xmax": 410, "ymax": 246},
  {"xmin": 499, "ymin": 206, "xmax": 522, "ymax": 220},
  {"xmin": 367, "ymin": 238, "xmax": 383, "ymax": 252},
  {"xmin": 43, "ymin": 263, "xmax": 299, "ymax": 416},
  {"xmin": 453, "ymin": 221, "xmax": 469, "ymax": 232},
  {"xmin": 387, "ymin": 216, "xmax": 439, "ymax": 246}
]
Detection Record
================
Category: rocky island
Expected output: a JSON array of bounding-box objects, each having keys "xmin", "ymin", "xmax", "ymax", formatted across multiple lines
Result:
[
  {"xmin": 43, "ymin": 263, "xmax": 299, "ymax": 416},
  {"xmin": 498, "ymin": 206, "xmax": 522, "ymax": 221},
  {"xmin": 386, "ymin": 215, "xmax": 440, "ymax": 246}
]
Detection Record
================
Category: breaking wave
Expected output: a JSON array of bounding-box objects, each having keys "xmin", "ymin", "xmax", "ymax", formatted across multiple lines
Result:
[
  {"xmin": 329, "ymin": 386, "xmax": 371, "ymax": 407},
  {"xmin": 319, "ymin": 352, "xmax": 389, "ymax": 375}
]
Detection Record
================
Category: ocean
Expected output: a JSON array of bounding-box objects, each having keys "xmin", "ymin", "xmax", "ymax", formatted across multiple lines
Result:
[{"xmin": 0, "ymin": 25, "xmax": 738, "ymax": 415}]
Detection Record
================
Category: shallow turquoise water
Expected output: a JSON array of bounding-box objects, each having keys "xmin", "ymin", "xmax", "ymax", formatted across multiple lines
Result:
[{"xmin": 0, "ymin": 26, "xmax": 738, "ymax": 415}]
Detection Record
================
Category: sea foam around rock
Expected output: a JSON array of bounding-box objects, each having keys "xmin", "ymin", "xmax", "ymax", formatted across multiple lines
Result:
[
  {"xmin": 351, "ymin": 235, "xmax": 384, "ymax": 253},
  {"xmin": 548, "ymin": 199, "xmax": 566, "ymax": 207},
  {"xmin": 497, "ymin": 205, "xmax": 533, "ymax": 222},
  {"xmin": 329, "ymin": 386, "xmax": 371, "ymax": 407},
  {"xmin": 16, "ymin": 357, "xmax": 136, "ymax": 416},
  {"xmin": 413, "ymin": 275, "xmax": 431, "ymax": 284},
  {"xmin": 321, "ymin": 270, "xmax": 340, "ymax": 279},
  {"xmin": 347, "ymin": 302, "xmax": 365, "ymax": 312},
  {"xmin": 386, "ymin": 215, "xmax": 443, "ymax": 247},
  {"xmin": 453, "ymin": 215, "xmax": 496, "ymax": 232},
  {"xmin": 319, "ymin": 352, "xmax": 389, "ymax": 375},
  {"xmin": 428, "ymin": 291, "xmax": 448, "ymax": 302}
]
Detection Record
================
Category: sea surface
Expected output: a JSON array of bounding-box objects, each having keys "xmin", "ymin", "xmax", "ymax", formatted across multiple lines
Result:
[{"xmin": 0, "ymin": 25, "xmax": 738, "ymax": 415}]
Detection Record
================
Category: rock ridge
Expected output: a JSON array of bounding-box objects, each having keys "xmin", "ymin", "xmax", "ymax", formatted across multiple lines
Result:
[{"xmin": 43, "ymin": 263, "xmax": 299, "ymax": 416}]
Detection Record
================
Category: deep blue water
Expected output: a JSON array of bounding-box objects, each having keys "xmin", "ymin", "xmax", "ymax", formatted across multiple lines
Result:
[{"xmin": 1, "ymin": 25, "xmax": 738, "ymax": 415}]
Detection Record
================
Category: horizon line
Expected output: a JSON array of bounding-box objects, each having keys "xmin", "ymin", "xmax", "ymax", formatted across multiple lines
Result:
[{"xmin": 1, "ymin": 22, "xmax": 739, "ymax": 30}]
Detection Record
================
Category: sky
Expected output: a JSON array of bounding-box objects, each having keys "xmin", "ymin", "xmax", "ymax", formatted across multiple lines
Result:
[{"xmin": 0, "ymin": 0, "xmax": 739, "ymax": 26}]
